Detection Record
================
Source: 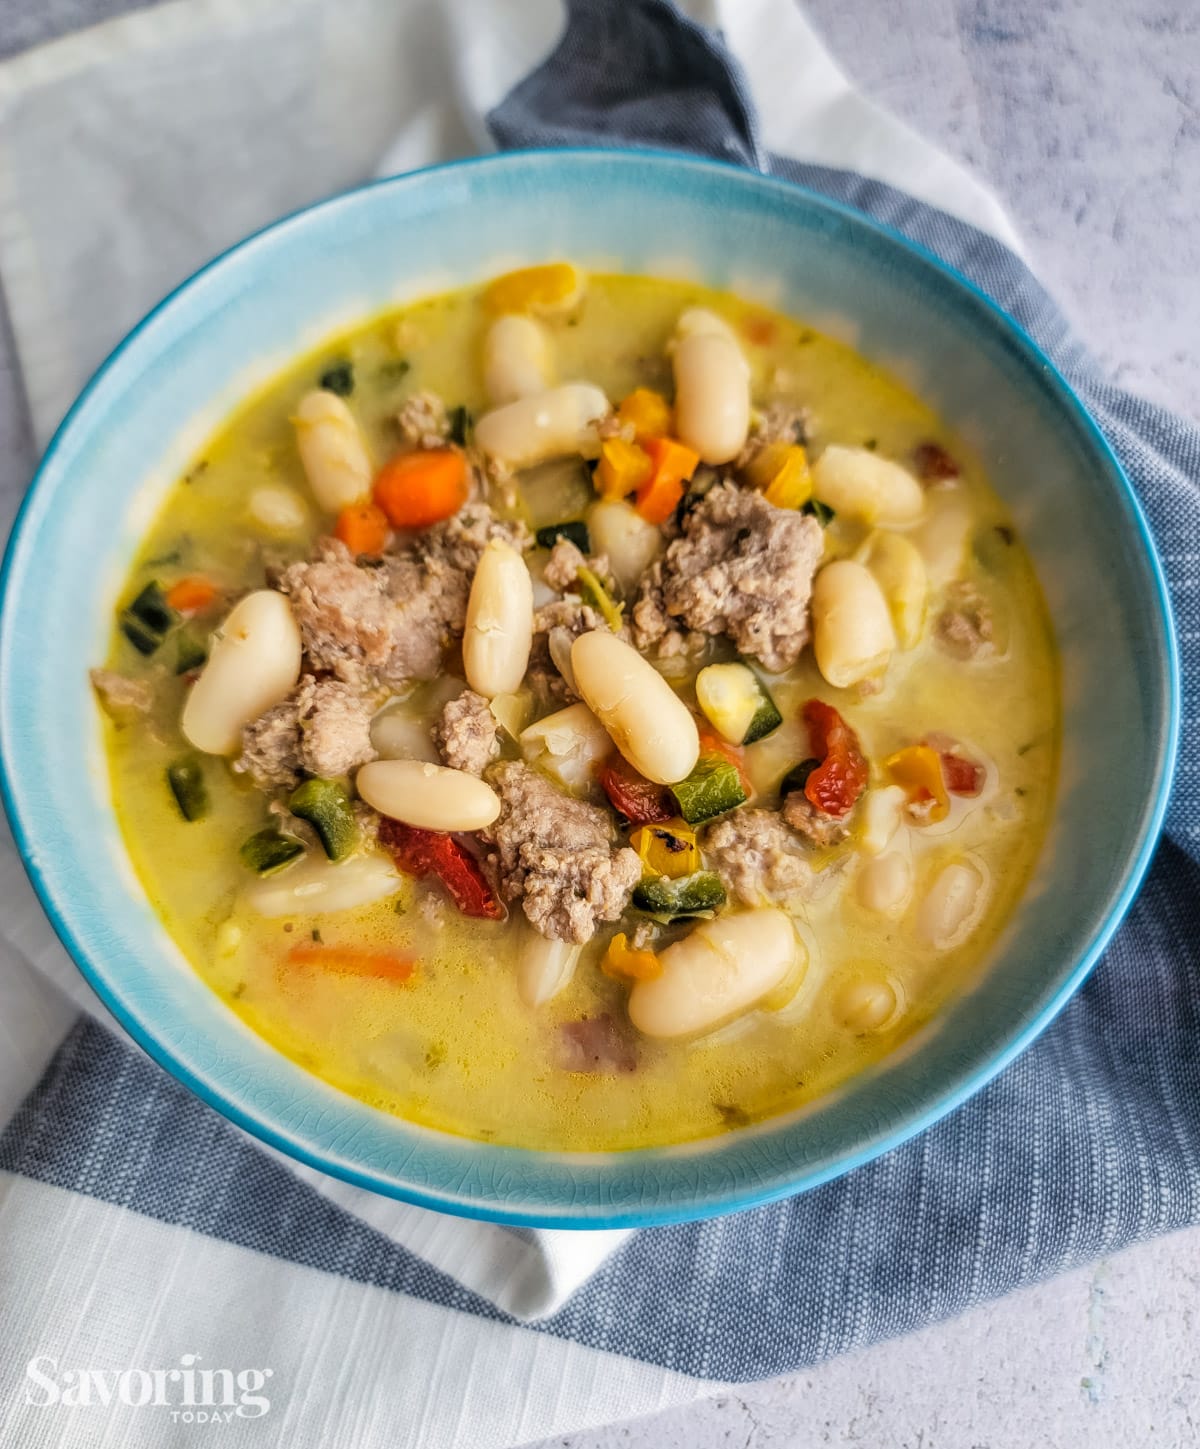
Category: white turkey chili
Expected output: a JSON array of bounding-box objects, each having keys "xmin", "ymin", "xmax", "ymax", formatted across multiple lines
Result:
[{"xmin": 92, "ymin": 264, "xmax": 1059, "ymax": 1150}]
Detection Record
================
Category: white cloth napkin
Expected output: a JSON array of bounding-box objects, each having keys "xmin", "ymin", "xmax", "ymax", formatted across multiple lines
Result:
[{"xmin": 0, "ymin": 0, "xmax": 1020, "ymax": 1342}]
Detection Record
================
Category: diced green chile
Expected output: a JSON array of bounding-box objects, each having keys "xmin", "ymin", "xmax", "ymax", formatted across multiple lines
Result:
[
  {"xmin": 671, "ymin": 755, "xmax": 748, "ymax": 824},
  {"xmin": 120, "ymin": 581, "xmax": 178, "ymax": 654},
  {"xmin": 535, "ymin": 520, "xmax": 591, "ymax": 553},
  {"xmin": 633, "ymin": 871, "xmax": 727, "ymax": 918},
  {"xmin": 318, "ymin": 360, "xmax": 354, "ymax": 396},
  {"xmin": 175, "ymin": 628, "xmax": 209, "ymax": 675},
  {"xmin": 779, "ymin": 758, "xmax": 820, "ymax": 799},
  {"xmin": 166, "ymin": 756, "xmax": 209, "ymax": 822},
  {"xmin": 240, "ymin": 827, "xmax": 305, "ymax": 875},
  {"xmin": 576, "ymin": 565, "xmax": 624, "ymax": 632},
  {"xmin": 288, "ymin": 778, "xmax": 359, "ymax": 861},
  {"xmin": 447, "ymin": 405, "xmax": 471, "ymax": 446}
]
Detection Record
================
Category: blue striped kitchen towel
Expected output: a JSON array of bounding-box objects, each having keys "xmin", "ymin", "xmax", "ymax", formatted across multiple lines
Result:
[{"xmin": 0, "ymin": 1, "xmax": 1196, "ymax": 1446}]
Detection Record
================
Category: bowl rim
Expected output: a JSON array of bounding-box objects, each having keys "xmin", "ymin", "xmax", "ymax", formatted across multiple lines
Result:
[{"xmin": 0, "ymin": 146, "xmax": 1181, "ymax": 1229}]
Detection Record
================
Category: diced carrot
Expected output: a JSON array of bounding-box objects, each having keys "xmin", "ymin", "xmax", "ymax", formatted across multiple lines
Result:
[
  {"xmin": 334, "ymin": 500, "xmax": 390, "ymax": 555},
  {"xmin": 373, "ymin": 448, "xmax": 469, "ymax": 530},
  {"xmin": 286, "ymin": 943, "xmax": 416, "ymax": 983},
  {"xmin": 635, "ymin": 436, "xmax": 699, "ymax": 524},
  {"xmin": 165, "ymin": 576, "xmax": 218, "ymax": 617}
]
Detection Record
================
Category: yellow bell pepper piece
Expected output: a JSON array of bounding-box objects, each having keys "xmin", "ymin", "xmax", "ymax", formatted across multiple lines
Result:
[
  {"xmin": 482, "ymin": 263, "xmax": 583, "ymax": 316},
  {"xmin": 595, "ymin": 437, "xmax": 652, "ymax": 500},
  {"xmin": 743, "ymin": 441, "xmax": 812, "ymax": 510},
  {"xmin": 601, "ymin": 932, "xmax": 663, "ymax": 983},
  {"xmin": 885, "ymin": 745, "xmax": 949, "ymax": 824},
  {"xmin": 630, "ymin": 821, "xmax": 701, "ymax": 878},
  {"xmin": 617, "ymin": 387, "xmax": 673, "ymax": 441}
]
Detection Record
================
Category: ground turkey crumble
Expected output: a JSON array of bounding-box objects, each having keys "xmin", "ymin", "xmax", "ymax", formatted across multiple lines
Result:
[
  {"xmin": 632, "ymin": 482, "xmax": 823, "ymax": 672},
  {"xmin": 237, "ymin": 675, "xmax": 377, "ymax": 790},
  {"xmin": 482, "ymin": 761, "xmax": 641, "ymax": 943},
  {"xmin": 278, "ymin": 505, "xmax": 527, "ymax": 690},
  {"xmin": 433, "ymin": 690, "xmax": 499, "ymax": 775},
  {"xmin": 935, "ymin": 580, "xmax": 995, "ymax": 661},
  {"xmin": 704, "ymin": 809, "xmax": 814, "ymax": 906}
]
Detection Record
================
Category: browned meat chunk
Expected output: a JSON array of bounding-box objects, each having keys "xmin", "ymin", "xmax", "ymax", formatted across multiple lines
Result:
[
  {"xmin": 632, "ymin": 483, "xmax": 823, "ymax": 672},
  {"xmin": 395, "ymin": 390, "xmax": 449, "ymax": 449},
  {"xmin": 736, "ymin": 400, "xmax": 810, "ymax": 468},
  {"xmin": 542, "ymin": 537, "xmax": 614, "ymax": 595},
  {"xmin": 433, "ymin": 690, "xmax": 499, "ymax": 775},
  {"xmin": 781, "ymin": 790, "xmax": 850, "ymax": 848},
  {"xmin": 527, "ymin": 597, "xmax": 608, "ymax": 705},
  {"xmin": 557, "ymin": 1014, "xmax": 637, "ymax": 1074},
  {"xmin": 279, "ymin": 506, "xmax": 525, "ymax": 690},
  {"xmin": 237, "ymin": 676, "xmax": 377, "ymax": 790},
  {"xmin": 935, "ymin": 581, "xmax": 995, "ymax": 661},
  {"xmin": 483, "ymin": 761, "xmax": 640, "ymax": 943},
  {"xmin": 89, "ymin": 668, "xmax": 154, "ymax": 723},
  {"xmin": 704, "ymin": 809, "xmax": 814, "ymax": 905}
]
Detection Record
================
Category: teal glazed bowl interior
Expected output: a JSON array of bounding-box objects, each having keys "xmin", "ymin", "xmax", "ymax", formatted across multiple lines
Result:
[{"xmin": 0, "ymin": 150, "xmax": 1178, "ymax": 1228}]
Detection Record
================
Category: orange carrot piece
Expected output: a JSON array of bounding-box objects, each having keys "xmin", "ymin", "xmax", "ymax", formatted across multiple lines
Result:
[
  {"xmin": 334, "ymin": 501, "xmax": 390, "ymax": 555},
  {"xmin": 286, "ymin": 942, "xmax": 416, "ymax": 983},
  {"xmin": 373, "ymin": 448, "xmax": 469, "ymax": 530},
  {"xmin": 165, "ymin": 576, "xmax": 219, "ymax": 616},
  {"xmin": 635, "ymin": 436, "xmax": 700, "ymax": 525}
]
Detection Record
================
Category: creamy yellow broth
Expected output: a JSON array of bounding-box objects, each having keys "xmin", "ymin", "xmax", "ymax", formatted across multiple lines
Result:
[{"xmin": 101, "ymin": 273, "xmax": 1058, "ymax": 1151}]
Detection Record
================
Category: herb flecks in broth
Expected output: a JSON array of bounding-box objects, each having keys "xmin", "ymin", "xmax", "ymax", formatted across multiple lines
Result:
[{"xmin": 96, "ymin": 267, "xmax": 1059, "ymax": 1151}]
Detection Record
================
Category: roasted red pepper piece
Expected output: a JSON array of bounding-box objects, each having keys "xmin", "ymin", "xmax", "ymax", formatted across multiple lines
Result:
[
  {"xmin": 597, "ymin": 753, "xmax": 675, "ymax": 824},
  {"xmin": 937, "ymin": 748, "xmax": 986, "ymax": 797},
  {"xmin": 802, "ymin": 699, "xmax": 869, "ymax": 819},
  {"xmin": 912, "ymin": 440, "xmax": 960, "ymax": 482},
  {"xmin": 378, "ymin": 819, "xmax": 504, "ymax": 920}
]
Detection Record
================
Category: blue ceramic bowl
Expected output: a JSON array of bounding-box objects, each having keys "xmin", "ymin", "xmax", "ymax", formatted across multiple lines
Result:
[{"xmin": 0, "ymin": 150, "xmax": 1178, "ymax": 1228}]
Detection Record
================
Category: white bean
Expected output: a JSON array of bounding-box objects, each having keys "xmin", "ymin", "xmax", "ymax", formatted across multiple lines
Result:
[
  {"xmin": 519, "ymin": 702, "xmax": 612, "ymax": 794},
  {"xmin": 811, "ymin": 560, "xmax": 896, "ymax": 689},
  {"xmin": 248, "ymin": 483, "xmax": 309, "ymax": 535},
  {"xmin": 587, "ymin": 498, "xmax": 664, "ymax": 595},
  {"xmin": 811, "ymin": 445, "xmax": 925, "ymax": 527},
  {"xmin": 629, "ymin": 909, "xmax": 799, "ymax": 1039},
  {"xmin": 917, "ymin": 859, "xmax": 986, "ymax": 949},
  {"xmin": 474, "ymin": 383, "xmax": 609, "ymax": 470},
  {"xmin": 856, "ymin": 852, "xmax": 913, "ymax": 917},
  {"xmin": 857, "ymin": 530, "xmax": 928, "ymax": 648},
  {"xmin": 246, "ymin": 850, "xmax": 400, "ymax": 918},
  {"xmin": 835, "ymin": 972, "xmax": 905, "ymax": 1032},
  {"xmin": 914, "ymin": 492, "xmax": 973, "ymax": 587},
  {"xmin": 462, "ymin": 539, "xmax": 534, "ymax": 698},
  {"xmin": 570, "ymin": 630, "xmax": 699, "ymax": 784},
  {"xmin": 859, "ymin": 784, "xmax": 906, "ymax": 855},
  {"xmin": 517, "ymin": 926, "xmax": 582, "ymax": 1007},
  {"xmin": 181, "ymin": 590, "xmax": 301, "ymax": 755},
  {"xmin": 293, "ymin": 389, "xmax": 373, "ymax": 513},
  {"xmin": 356, "ymin": 759, "xmax": 500, "ymax": 831},
  {"xmin": 483, "ymin": 315, "xmax": 553, "ymax": 405},
  {"xmin": 671, "ymin": 315, "xmax": 751, "ymax": 465}
]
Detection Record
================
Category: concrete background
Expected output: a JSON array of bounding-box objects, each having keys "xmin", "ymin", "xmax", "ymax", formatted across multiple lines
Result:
[{"xmin": 0, "ymin": 2, "xmax": 1196, "ymax": 1446}]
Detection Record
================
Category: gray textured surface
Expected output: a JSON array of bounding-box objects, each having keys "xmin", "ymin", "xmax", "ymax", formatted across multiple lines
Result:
[{"xmin": 0, "ymin": 2, "xmax": 1196, "ymax": 1447}]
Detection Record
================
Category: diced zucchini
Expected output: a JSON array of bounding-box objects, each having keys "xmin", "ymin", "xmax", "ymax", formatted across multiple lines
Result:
[
  {"xmin": 175, "ymin": 628, "xmax": 209, "ymax": 675},
  {"xmin": 695, "ymin": 662, "xmax": 782, "ymax": 745},
  {"xmin": 671, "ymin": 755, "xmax": 748, "ymax": 824},
  {"xmin": 535, "ymin": 520, "xmax": 591, "ymax": 553},
  {"xmin": 288, "ymin": 778, "xmax": 359, "ymax": 861},
  {"xmin": 119, "ymin": 581, "xmax": 178, "ymax": 656},
  {"xmin": 318, "ymin": 360, "xmax": 354, "ymax": 396},
  {"xmin": 802, "ymin": 498, "xmax": 836, "ymax": 527},
  {"xmin": 240, "ymin": 827, "xmax": 305, "ymax": 875},
  {"xmin": 447, "ymin": 405, "xmax": 471, "ymax": 446},
  {"xmin": 576, "ymin": 565, "xmax": 624, "ymax": 632},
  {"xmin": 779, "ymin": 758, "xmax": 819, "ymax": 799},
  {"xmin": 633, "ymin": 871, "xmax": 727, "ymax": 918},
  {"xmin": 166, "ymin": 756, "xmax": 209, "ymax": 822}
]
